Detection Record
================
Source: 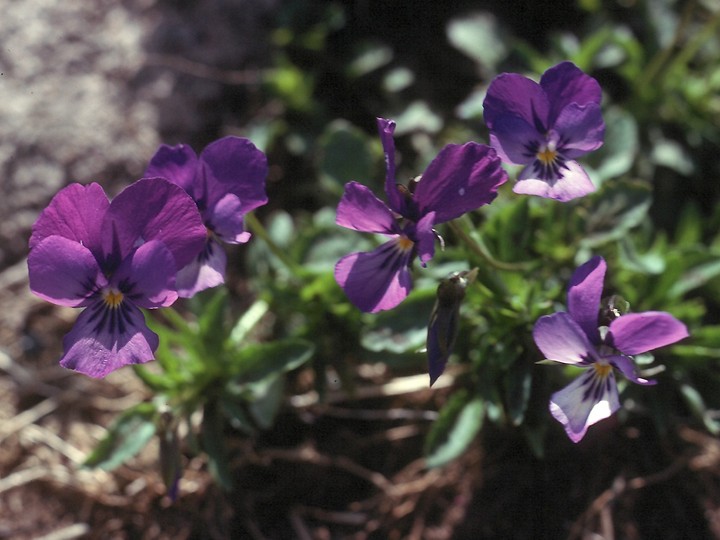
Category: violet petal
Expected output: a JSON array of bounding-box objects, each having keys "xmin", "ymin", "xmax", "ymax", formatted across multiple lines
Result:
[
  {"xmin": 211, "ymin": 192, "xmax": 252, "ymax": 244},
  {"xmin": 514, "ymin": 159, "xmax": 596, "ymax": 201},
  {"xmin": 113, "ymin": 240, "xmax": 178, "ymax": 309},
  {"xmin": 486, "ymin": 115, "xmax": 542, "ymax": 165},
  {"xmin": 415, "ymin": 211, "xmax": 437, "ymax": 266},
  {"xmin": 336, "ymin": 181, "xmax": 400, "ymax": 235},
  {"xmin": 29, "ymin": 183, "xmax": 109, "ymax": 256},
  {"xmin": 549, "ymin": 367, "xmax": 620, "ymax": 443},
  {"xmin": 335, "ymin": 239, "xmax": 413, "ymax": 313},
  {"xmin": 606, "ymin": 354, "xmax": 657, "ymax": 386},
  {"xmin": 28, "ymin": 235, "xmax": 106, "ymax": 308},
  {"xmin": 533, "ymin": 312, "xmax": 597, "ymax": 365},
  {"xmin": 60, "ymin": 300, "xmax": 158, "ymax": 378},
  {"xmin": 609, "ymin": 312, "xmax": 689, "ymax": 355},
  {"xmin": 377, "ymin": 118, "xmax": 404, "ymax": 215},
  {"xmin": 175, "ymin": 240, "xmax": 227, "ymax": 298},
  {"xmin": 104, "ymin": 178, "xmax": 207, "ymax": 269},
  {"xmin": 427, "ymin": 275, "xmax": 469, "ymax": 386},
  {"xmin": 539, "ymin": 61, "xmax": 602, "ymax": 126},
  {"xmin": 144, "ymin": 144, "xmax": 199, "ymax": 194},
  {"xmin": 483, "ymin": 73, "xmax": 549, "ymax": 134},
  {"xmin": 567, "ymin": 255, "xmax": 606, "ymax": 343},
  {"xmin": 199, "ymin": 136, "xmax": 268, "ymax": 214},
  {"xmin": 554, "ymin": 102, "xmax": 605, "ymax": 158},
  {"xmin": 414, "ymin": 143, "xmax": 507, "ymax": 224}
]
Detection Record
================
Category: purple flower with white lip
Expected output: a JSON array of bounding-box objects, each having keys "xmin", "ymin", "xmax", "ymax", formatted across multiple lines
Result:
[
  {"xmin": 335, "ymin": 117, "xmax": 507, "ymax": 313},
  {"xmin": 145, "ymin": 136, "xmax": 268, "ymax": 297},
  {"xmin": 533, "ymin": 256, "xmax": 689, "ymax": 442},
  {"xmin": 28, "ymin": 178, "xmax": 207, "ymax": 378},
  {"xmin": 483, "ymin": 61, "xmax": 605, "ymax": 202}
]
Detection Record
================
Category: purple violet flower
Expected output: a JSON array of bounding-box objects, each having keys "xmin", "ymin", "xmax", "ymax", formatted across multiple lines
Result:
[
  {"xmin": 533, "ymin": 256, "xmax": 689, "ymax": 442},
  {"xmin": 145, "ymin": 136, "xmax": 268, "ymax": 297},
  {"xmin": 483, "ymin": 61, "xmax": 605, "ymax": 202},
  {"xmin": 426, "ymin": 268, "xmax": 477, "ymax": 386},
  {"xmin": 335, "ymin": 118, "xmax": 507, "ymax": 313},
  {"xmin": 28, "ymin": 178, "xmax": 207, "ymax": 378}
]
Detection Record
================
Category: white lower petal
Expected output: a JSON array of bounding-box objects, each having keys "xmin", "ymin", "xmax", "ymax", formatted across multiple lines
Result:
[{"xmin": 549, "ymin": 367, "xmax": 620, "ymax": 443}]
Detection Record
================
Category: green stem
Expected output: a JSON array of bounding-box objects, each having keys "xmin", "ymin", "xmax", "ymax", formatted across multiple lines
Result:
[
  {"xmin": 244, "ymin": 212, "xmax": 306, "ymax": 278},
  {"xmin": 666, "ymin": 8, "xmax": 720, "ymax": 76},
  {"xmin": 639, "ymin": 2, "xmax": 720, "ymax": 94},
  {"xmin": 448, "ymin": 218, "xmax": 532, "ymax": 272},
  {"xmin": 638, "ymin": 0, "xmax": 696, "ymax": 90},
  {"xmin": 446, "ymin": 220, "xmax": 512, "ymax": 299}
]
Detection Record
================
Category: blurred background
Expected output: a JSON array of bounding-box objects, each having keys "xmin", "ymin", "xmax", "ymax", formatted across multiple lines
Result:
[{"xmin": 2, "ymin": 0, "xmax": 720, "ymax": 538}]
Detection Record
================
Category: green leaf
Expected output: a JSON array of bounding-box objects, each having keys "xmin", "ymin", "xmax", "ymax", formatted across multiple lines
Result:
[
  {"xmin": 425, "ymin": 390, "xmax": 484, "ymax": 468},
  {"xmin": 669, "ymin": 259, "xmax": 720, "ymax": 298},
  {"xmin": 197, "ymin": 289, "xmax": 229, "ymax": 349},
  {"xmin": 301, "ymin": 229, "xmax": 366, "ymax": 273},
  {"xmin": 318, "ymin": 120, "xmax": 375, "ymax": 196},
  {"xmin": 83, "ymin": 402, "xmax": 157, "ymax": 471},
  {"xmin": 680, "ymin": 384, "xmax": 720, "ymax": 435},
  {"xmin": 383, "ymin": 67, "xmax": 415, "ymax": 93},
  {"xmin": 202, "ymin": 399, "xmax": 232, "ymax": 490},
  {"xmin": 651, "ymin": 138, "xmax": 695, "ymax": 176},
  {"xmin": 618, "ymin": 236, "xmax": 666, "ymax": 275},
  {"xmin": 587, "ymin": 106, "xmax": 638, "ymax": 182},
  {"xmin": 522, "ymin": 422, "xmax": 547, "ymax": 459},
  {"xmin": 229, "ymin": 299, "xmax": 270, "ymax": 346},
  {"xmin": 132, "ymin": 364, "xmax": 174, "ymax": 392},
  {"xmin": 157, "ymin": 411, "xmax": 181, "ymax": 497},
  {"xmin": 361, "ymin": 288, "xmax": 437, "ymax": 353},
  {"xmin": 266, "ymin": 54, "xmax": 315, "ymax": 111},
  {"xmin": 346, "ymin": 40, "xmax": 393, "ymax": 77},
  {"xmin": 582, "ymin": 180, "xmax": 652, "ymax": 248},
  {"xmin": 674, "ymin": 203, "xmax": 703, "ymax": 247},
  {"xmin": 393, "ymin": 101, "xmax": 443, "ymax": 135},
  {"xmin": 446, "ymin": 12, "xmax": 507, "ymax": 72},
  {"xmin": 220, "ymin": 396, "xmax": 256, "ymax": 434},
  {"xmin": 249, "ymin": 376, "xmax": 286, "ymax": 430},
  {"xmin": 229, "ymin": 339, "xmax": 315, "ymax": 383},
  {"xmin": 267, "ymin": 210, "xmax": 296, "ymax": 249},
  {"xmin": 505, "ymin": 356, "xmax": 533, "ymax": 426},
  {"xmin": 456, "ymin": 87, "xmax": 487, "ymax": 120},
  {"xmin": 483, "ymin": 197, "xmax": 532, "ymax": 262}
]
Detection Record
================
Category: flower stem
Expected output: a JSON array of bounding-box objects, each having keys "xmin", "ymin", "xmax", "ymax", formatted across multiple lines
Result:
[
  {"xmin": 448, "ymin": 217, "xmax": 533, "ymax": 272},
  {"xmin": 244, "ymin": 212, "xmax": 307, "ymax": 278},
  {"xmin": 446, "ymin": 219, "xmax": 514, "ymax": 300},
  {"xmin": 639, "ymin": 3, "xmax": 720, "ymax": 91},
  {"xmin": 638, "ymin": 0, "xmax": 696, "ymax": 89}
]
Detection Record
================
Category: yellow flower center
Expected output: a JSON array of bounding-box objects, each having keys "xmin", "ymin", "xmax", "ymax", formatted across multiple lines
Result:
[
  {"xmin": 103, "ymin": 289, "xmax": 124, "ymax": 309},
  {"xmin": 593, "ymin": 362, "xmax": 612, "ymax": 379},
  {"xmin": 537, "ymin": 146, "xmax": 558, "ymax": 165},
  {"xmin": 397, "ymin": 236, "xmax": 414, "ymax": 251}
]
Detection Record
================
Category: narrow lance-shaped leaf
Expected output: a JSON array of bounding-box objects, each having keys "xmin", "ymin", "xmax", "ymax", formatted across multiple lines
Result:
[
  {"xmin": 202, "ymin": 399, "xmax": 232, "ymax": 490},
  {"xmin": 425, "ymin": 390, "xmax": 484, "ymax": 468},
  {"xmin": 248, "ymin": 375, "xmax": 286, "ymax": 430},
  {"xmin": 83, "ymin": 402, "xmax": 157, "ymax": 470},
  {"xmin": 158, "ymin": 409, "xmax": 182, "ymax": 501},
  {"xmin": 361, "ymin": 288, "xmax": 437, "ymax": 353},
  {"xmin": 505, "ymin": 354, "xmax": 533, "ymax": 426},
  {"xmin": 196, "ymin": 288, "xmax": 229, "ymax": 353},
  {"xmin": 228, "ymin": 339, "xmax": 315, "ymax": 383}
]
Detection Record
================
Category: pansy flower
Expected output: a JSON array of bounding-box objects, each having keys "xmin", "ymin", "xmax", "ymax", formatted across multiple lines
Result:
[
  {"xmin": 145, "ymin": 136, "xmax": 268, "ymax": 297},
  {"xmin": 533, "ymin": 256, "xmax": 688, "ymax": 442},
  {"xmin": 483, "ymin": 61, "xmax": 605, "ymax": 201},
  {"xmin": 28, "ymin": 178, "xmax": 206, "ymax": 378},
  {"xmin": 335, "ymin": 118, "xmax": 507, "ymax": 313}
]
